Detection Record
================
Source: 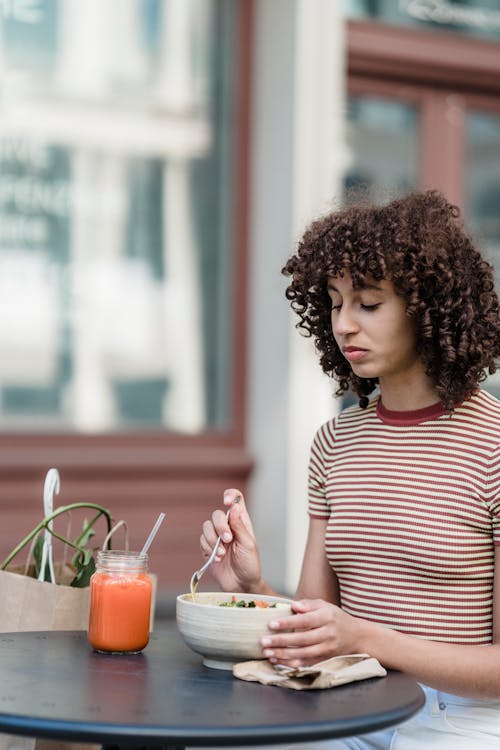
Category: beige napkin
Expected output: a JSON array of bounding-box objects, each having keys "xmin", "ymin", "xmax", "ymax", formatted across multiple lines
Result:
[{"xmin": 233, "ymin": 653, "xmax": 386, "ymax": 690}]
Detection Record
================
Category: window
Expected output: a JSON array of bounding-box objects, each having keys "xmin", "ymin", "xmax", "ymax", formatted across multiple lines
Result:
[
  {"xmin": 0, "ymin": 0, "xmax": 242, "ymax": 434},
  {"xmin": 345, "ymin": 96, "xmax": 419, "ymax": 199},
  {"xmin": 467, "ymin": 108, "xmax": 500, "ymax": 283}
]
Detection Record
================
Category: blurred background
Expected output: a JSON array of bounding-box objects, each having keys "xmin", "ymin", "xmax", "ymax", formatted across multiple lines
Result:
[{"xmin": 0, "ymin": 0, "xmax": 499, "ymax": 615}]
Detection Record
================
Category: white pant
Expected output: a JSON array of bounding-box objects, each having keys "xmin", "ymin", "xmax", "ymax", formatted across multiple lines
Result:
[
  {"xmin": 388, "ymin": 685, "xmax": 500, "ymax": 749},
  {"xmin": 286, "ymin": 686, "xmax": 500, "ymax": 749},
  {"xmin": 199, "ymin": 686, "xmax": 500, "ymax": 749}
]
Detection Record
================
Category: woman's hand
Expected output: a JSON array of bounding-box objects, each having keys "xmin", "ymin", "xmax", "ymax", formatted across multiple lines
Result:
[
  {"xmin": 199, "ymin": 489, "xmax": 263, "ymax": 593},
  {"xmin": 260, "ymin": 598, "xmax": 364, "ymax": 667}
]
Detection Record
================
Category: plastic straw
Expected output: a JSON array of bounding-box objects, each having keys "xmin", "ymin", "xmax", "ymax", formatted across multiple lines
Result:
[{"xmin": 140, "ymin": 512, "xmax": 166, "ymax": 556}]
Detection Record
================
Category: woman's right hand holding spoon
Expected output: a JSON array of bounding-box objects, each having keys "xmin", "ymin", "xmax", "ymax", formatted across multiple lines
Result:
[{"xmin": 200, "ymin": 489, "xmax": 264, "ymax": 593}]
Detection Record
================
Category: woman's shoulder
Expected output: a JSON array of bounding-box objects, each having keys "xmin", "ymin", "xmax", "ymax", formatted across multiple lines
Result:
[
  {"xmin": 461, "ymin": 388, "xmax": 500, "ymax": 420},
  {"xmin": 455, "ymin": 390, "xmax": 500, "ymax": 451},
  {"xmin": 314, "ymin": 397, "xmax": 378, "ymax": 443}
]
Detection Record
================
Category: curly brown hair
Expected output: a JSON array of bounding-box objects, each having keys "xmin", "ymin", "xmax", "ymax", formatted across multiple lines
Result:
[{"xmin": 282, "ymin": 189, "xmax": 500, "ymax": 410}]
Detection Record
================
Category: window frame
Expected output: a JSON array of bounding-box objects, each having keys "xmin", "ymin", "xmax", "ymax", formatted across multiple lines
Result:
[{"xmin": 347, "ymin": 19, "xmax": 500, "ymax": 206}]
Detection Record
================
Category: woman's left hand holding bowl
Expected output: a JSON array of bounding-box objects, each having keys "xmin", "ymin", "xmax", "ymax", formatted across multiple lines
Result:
[{"xmin": 260, "ymin": 598, "xmax": 364, "ymax": 668}]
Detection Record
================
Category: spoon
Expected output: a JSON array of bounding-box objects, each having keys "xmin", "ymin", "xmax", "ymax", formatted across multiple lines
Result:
[{"xmin": 190, "ymin": 495, "xmax": 241, "ymax": 600}]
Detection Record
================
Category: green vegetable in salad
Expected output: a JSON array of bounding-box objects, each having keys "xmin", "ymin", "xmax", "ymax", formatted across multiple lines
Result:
[{"xmin": 219, "ymin": 597, "xmax": 289, "ymax": 609}]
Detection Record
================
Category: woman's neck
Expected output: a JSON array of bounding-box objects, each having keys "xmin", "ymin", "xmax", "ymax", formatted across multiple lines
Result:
[{"xmin": 378, "ymin": 375, "xmax": 439, "ymax": 412}]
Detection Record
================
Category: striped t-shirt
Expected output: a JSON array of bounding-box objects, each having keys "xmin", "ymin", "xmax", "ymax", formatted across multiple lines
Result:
[{"xmin": 308, "ymin": 388, "xmax": 500, "ymax": 644}]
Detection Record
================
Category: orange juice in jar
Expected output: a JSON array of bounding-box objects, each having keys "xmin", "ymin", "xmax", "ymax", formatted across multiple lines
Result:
[{"xmin": 88, "ymin": 550, "xmax": 152, "ymax": 654}]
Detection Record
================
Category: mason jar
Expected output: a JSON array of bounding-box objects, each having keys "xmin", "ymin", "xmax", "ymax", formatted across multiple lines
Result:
[{"xmin": 88, "ymin": 550, "xmax": 153, "ymax": 654}]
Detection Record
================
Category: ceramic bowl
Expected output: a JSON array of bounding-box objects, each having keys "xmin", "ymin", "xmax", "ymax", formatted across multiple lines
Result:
[{"xmin": 176, "ymin": 591, "xmax": 293, "ymax": 670}]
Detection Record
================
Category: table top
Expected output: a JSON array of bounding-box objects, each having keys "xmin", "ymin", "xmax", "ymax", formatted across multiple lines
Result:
[{"xmin": 0, "ymin": 625, "xmax": 424, "ymax": 748}]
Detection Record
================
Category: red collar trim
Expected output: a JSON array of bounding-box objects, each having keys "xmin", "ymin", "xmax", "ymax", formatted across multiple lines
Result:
[{"xmin": 376, "ymin": 398, "xmax": 447, "ymax": 426}]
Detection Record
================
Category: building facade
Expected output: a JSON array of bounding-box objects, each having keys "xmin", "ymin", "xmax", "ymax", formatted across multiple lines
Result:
[{"xmin": 0, "ymin": 0, "xmax": 498, "ymax": 608}]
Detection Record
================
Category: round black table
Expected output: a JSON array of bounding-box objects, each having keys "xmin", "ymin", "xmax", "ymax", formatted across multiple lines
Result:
[{"xmin": 0, "ymin": 626, "xmax": 424, "ymax": 749}]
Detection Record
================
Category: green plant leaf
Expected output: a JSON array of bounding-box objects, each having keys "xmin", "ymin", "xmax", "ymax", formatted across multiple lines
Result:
[
  {"xmin": 71, "ymin": 519, "xmax": 96, "ymax": 568},
  {"xmin": 33, "ymin": 534, "xmax": 43, "ymax": 578},
  {"xmin": 71, "ymin": 551, "xmax": 96, "ymax": 588},
  {"xmin": 0, "ymin": 502, "xmax": 112, "ymax": 572}
]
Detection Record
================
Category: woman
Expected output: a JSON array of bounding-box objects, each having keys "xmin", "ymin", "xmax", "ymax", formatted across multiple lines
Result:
[{"xmin": 200, "ymin": 190, "xmax": 500, "ymax": 748}]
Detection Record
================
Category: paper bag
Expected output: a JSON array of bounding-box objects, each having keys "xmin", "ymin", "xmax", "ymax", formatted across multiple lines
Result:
[{"xmin": 0, "ymin": 565, "xmax": 90, "ymax": 632}]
